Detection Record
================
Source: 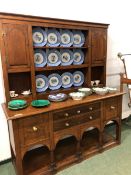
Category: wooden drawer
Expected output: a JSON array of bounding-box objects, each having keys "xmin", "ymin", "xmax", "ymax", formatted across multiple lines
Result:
[
  {"xmin": 53, "ymin": 102, "xmax": 101, "ymax": 121},
  {"xmin": 53, "ymin": 118, "xmax": 77, "ymax": 131},
  {"xmin": 53, "ymin": 110, "xmax": 101, "ymax": 131},
  {"xmin": 18, "ymin": 113, "xmax": 50, "ymax": 146},
  {"xmin": 78, "ymin": 110, "xmax": 101, "ymax": 125},
  {"xmin": 104, "ymin": 97, "xmax": 118, "ymax": 120}
]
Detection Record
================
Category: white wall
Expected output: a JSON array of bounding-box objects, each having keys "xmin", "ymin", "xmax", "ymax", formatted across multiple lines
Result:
[{"xmin": 0, "ymin": 0, "xmax": 131, "ymax": 161}]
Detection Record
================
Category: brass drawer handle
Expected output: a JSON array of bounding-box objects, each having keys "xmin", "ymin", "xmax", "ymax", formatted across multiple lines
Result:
[
  {"xmin": 64, "ymin": 113, "xmax": 69, "ymax": 117},
  {"xmin": 65, "ymin": 122, "xmax": 70, "ymax": 127},
  {"xmin": 33, "ymin": 126, "xmax": 38, "ymax": 132},
  {"xmin": 89, "ymin": 116, "xmax": 93, "ymax": 120},
  {"xmin": 110, "ymin": 106, "xmax": 115, "ymax": 110},
  {"xmin": 89, "ymin": 107, "xmax": 93, "ymax": 111},
  {"xmin": 77, "ymin": 110, "xmax": 81, "ymax": 114}
]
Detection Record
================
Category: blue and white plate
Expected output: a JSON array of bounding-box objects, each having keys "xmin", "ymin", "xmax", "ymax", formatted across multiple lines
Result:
[
  {"xmin": 61, "ymin": 72, "xmax": 73, "ymax": 88},
  {"xmin": 34, "ymin": 49, "xmax": 47, "ymax": 67},
  {"xmin": 32, "ymin": 27, "xmax": 47, "ymax": 46},
  {"xmin": 48, "ymin": 93, "xmax": 67, "ymax": 102},
  {"xmin": 60, "ymin": 49, "xmax": 73, "ymax": 66},
  {"xmin": 73, "ymin": 71, "xmax": 84, "ymax": 86},
  {"xmin": 47, "ymin": 49, "xmax": 61, "ymax": 66},
  {"xmin": 47, "ymin": 29, "xmax": 60, "ymax": 47},
  {"xmin": 36, "ymin": 74, "xmax": 48, "ymax": 92},
  {"xmin": 60, "ymin": 29, "xmax": 74, "ymax": 47},
  {"xmin": 73, "ymin": 49, "xmax": 84, "ymax": 65},
  {"xmin": 48, "ymin": 73, "xmax": 62, "ymax": 90},
  {"xmin": 73, "ymin": 30, "xmax": 85, "ymax": 47}
]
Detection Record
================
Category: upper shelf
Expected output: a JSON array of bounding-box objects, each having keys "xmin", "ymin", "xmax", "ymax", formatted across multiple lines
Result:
[
  {"xmin": 35, "ymin": 64, "xmax": 89, "ymax": 71},
  {"xmin": 33, "ymin": 46, "xmax": 89, "ymax": 49}
]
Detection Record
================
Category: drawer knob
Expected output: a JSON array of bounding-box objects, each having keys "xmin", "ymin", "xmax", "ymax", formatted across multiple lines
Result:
[
  {"xmin": 65, "ymin": 122, "xmax": 69, "ymax": 127},
  {"xmin": 89, "ymin": 107, "xmax": 93, "ymax": 111},
  {"xmin": 77, "ymin": 110, "xmax": 81, "ymax": 114},
  {"xmin": 64, "ymin": 113, "xmax": 69, "ymax": 117},
  {"xmin": 110, "ymin": 106, "xmax": 115, "ymax": 110},
  {"xmin": 89, "ymin": 116, "xmax": 93, "ymax": 120},
  {"xmin": 33, "ymin": 126, "xmax": 38, "ymax": 132}
]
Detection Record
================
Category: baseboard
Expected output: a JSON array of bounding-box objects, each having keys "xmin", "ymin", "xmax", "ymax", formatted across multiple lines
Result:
[
  {"xmin": 122, "ymin": 110, "xmax": 131, "ymax": 119},
  {"xmin": 0, "ymin": 158, "xmax": 11, "ymax": 165}
]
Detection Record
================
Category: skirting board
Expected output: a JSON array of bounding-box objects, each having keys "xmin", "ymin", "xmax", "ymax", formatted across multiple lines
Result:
[
  {"xmin": 0, "ymin": 158, "xmax": 11, "ymax": 165},
  {"xmin": 122, "ymin": 110, "xmax": 131, "ymax": 119}
]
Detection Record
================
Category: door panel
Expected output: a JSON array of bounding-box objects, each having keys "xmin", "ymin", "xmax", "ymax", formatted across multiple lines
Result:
[
  {"xmin": 91, "ymin": 28, "xmax": 107, "ymax": 64},
  {"xmin": 3, "ymin": 23, "xmax": 30, "ymax": 69}
]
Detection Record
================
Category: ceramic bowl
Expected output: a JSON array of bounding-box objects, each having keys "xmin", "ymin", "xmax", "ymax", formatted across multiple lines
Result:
[
  {"xmin": 69, "ymin": 92, "xmax": 85, "ymax": 100},
  {"xmin": 108, "ymin": 87, "xmax": 117, "ymax": 93},
  {"xmin": 31, "ymin": 100, "xmax": 50, "ymax": 108},
  {"xmin": 104, "ymin": 87, "xmax": 117, "ymax": 93},
  {"xmin": 78, "ymin": 88, "xmax": 92, "ymax": 96},
  {"xmin": 8, "ymin": 99, "xmax": 27, "ymax": 108},
  {"xmin": 93, "ymin": 87, "xmax": 108, "ymax": 95}
]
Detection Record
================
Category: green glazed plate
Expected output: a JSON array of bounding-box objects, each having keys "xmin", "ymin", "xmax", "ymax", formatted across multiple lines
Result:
[
  {"xmin": 8, "ymin": 99, "xmax": 27, "ymax": 108},
  {"xmin": 31, "ymin": 100, "xmax": 50, "ymax": 108},
  {"xmin": 8, "ymin": 104, "xmax": 28, "ymax": 110}
]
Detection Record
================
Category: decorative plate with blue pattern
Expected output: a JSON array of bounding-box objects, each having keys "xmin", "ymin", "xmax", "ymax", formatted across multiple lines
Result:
[
  {"xmin": 48, "ymin": 73, "xmax": 62, "ymax": 90},
  {"xmin": 60, "ymin": 49, "xmax": 73, "ymax": 66},
  {"xmin": 32, "ymin": 27, "xmax": 47, "ymax": 46},
  {"xmin": 47, "ymin": 49, "xmax": 61, "ymax": 66},
  {"xmin": 61, "ymin": 72, "xmax": 73, "ymax": 88},
  {"xmin": 60, "ymin": 29, "xmax": 74, "ymax": 47},
  {"xmin": 47, "ymin": 29, "xmax": 60, "ymax": 47},
  {"xmin": 36, "ymin": 74, "xmax": 48, "ymax": 92},
  {"xmin": 73, "ymin": 71, "xmax": 84, "ymax": 86},
  {"xmin": 73, "ymin": 49, "xmax": 84, "ymax": 65},
  {"xmin": 73, "ymin": 30, "xmax": 85, "ymax": 47},
  {"xmin": 34, "ymin": 49, "xmax": 47, "ymax": 67}
]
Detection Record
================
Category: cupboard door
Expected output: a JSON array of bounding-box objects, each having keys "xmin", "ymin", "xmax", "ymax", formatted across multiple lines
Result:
[
  {"xmin": 2, "ymin": 23, "xmax": 30, "ymax": 69},
  {"xmin": 91, "ymin": 28, "xmax": 107, "ymax": 64}
]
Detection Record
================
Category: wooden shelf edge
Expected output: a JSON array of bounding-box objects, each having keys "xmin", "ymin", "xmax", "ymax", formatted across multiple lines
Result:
[
  {"xmin": 33, "ymin": 46, "xmax": 88, "ymax": 49},
  {"xmin": 8, "ymin": 67, "xmax": 31, "ymax": 73},
  {"xmin": 56, "ymin": 155, "xmax": 78, "ymax": 170},
  {"xmin": 35, "ymin": 64, "xmax": 89, "ymax": 72},
  {"xmin": 82, "ymin": 147, "xmax": 100, "ymax": 159},
  {"xmin": 24, "ymin": 165, "xmax": 50, "ymax": 175},
  {"xmin": 102, "ymin": 140, "xmax": 119, "ymax": 150}
]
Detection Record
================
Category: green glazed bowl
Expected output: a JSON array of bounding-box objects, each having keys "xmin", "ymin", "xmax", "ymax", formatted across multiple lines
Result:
[
  {"xmin": 31, "ymin": 100, "xmax": 50, "ymax": 108},
  {"xmin": 8, "ymin": 104, "xmax": 28, "ymax": 110},
  {"xmin": 8, "ymin": 99, "xmax": 27, "ymax": 108}
]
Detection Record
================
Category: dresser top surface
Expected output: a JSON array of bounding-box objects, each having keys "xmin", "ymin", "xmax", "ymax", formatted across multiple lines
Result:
[{"xmin": 2, "ymin": 92, "xmax": 124, "ymax": 120}]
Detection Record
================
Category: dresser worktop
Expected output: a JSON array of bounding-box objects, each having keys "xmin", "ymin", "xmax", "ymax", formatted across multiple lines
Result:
[{"xmin": 2, "ymin": 92, "xmax": 124, "ymax": 120}]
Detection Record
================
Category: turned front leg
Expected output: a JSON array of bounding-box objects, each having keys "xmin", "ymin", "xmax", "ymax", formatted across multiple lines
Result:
[
  {"xmin": 50, "ymin": 150, "xmax": 56, "ymax": 174},
  {"xmin": 76, "ymin": 140, "xmax": 82, "ymax": 162}
]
